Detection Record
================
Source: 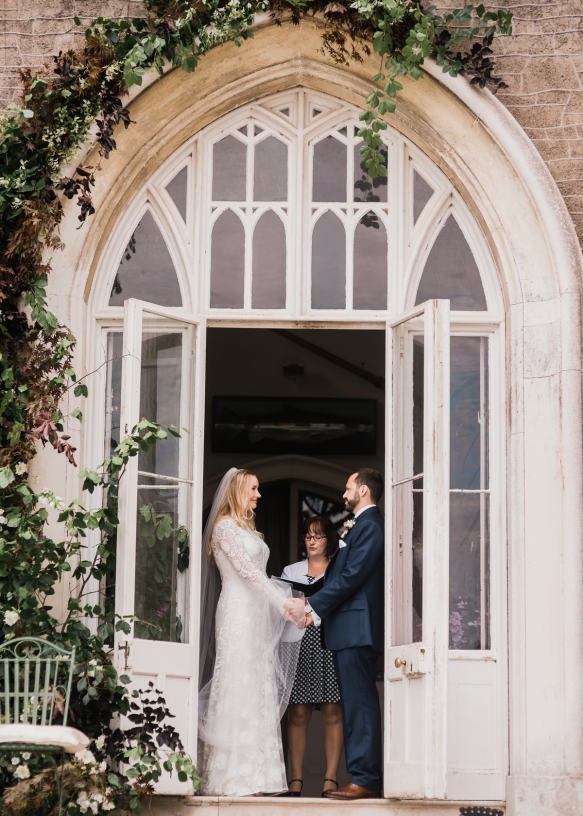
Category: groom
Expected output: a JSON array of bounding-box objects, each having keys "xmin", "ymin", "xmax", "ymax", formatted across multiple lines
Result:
[{"xmin": 306, "ymin": 468, "xmax": 384, "ymax": 800}]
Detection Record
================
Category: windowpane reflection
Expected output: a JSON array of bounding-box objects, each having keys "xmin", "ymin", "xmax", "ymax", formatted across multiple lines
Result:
[
  {"xmin": 252, "ymin": 211, "xmax": 286, "ymax": 308},
  {"xmin": 449, "ymin": 493, "xmax": 490, "ymax": 650},
  {"xmin": 254, "ymin": 137, "xmax": 288, "ymax": 201},
  {"xmin": 109, "ymin": 211, "xmax": 182, "ymax": 307},
  {"xmin": 451, "ymin": 337, "xmax": 489, "ymax": 490},
  {"xmin": 311, "ymin": 211, "xmax": 346, "ymax": 309},
  {"xmin": 353, "ymin": 213, "xmax": 387, "ymax": 309},
  {"xmin": 210, "ymin": 210, "xmax": 245, "ymax": 308},
  {"xmin": 134, "ymin": 328, "xmax": 190, "ymax": 644},
  {"xmin": 354, "ymin": 143, "xmax": 388, "ymax": 203},
  {"xmin": 415, "ymin": 215, "xmax": 487, "ymax": 310},
  {"xmin": 312, "ymin": 136, "xmax": 347, "ymax": 202},
  {"xmin": 413, "ymin": 170, "xmax": 433, "ymax": 223},
  {"xmin": 165, "ymin": 166, "xmax": 188, "ymax": 221},
  {"xmin": 212, "ymin": 135, "xmax": 247, "ymax": 201}
]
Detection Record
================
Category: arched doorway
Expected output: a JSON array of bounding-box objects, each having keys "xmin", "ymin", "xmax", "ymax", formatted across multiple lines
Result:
[{"xmin": 68, "ymin": 19, "xmax": 583, "ymax": 811}]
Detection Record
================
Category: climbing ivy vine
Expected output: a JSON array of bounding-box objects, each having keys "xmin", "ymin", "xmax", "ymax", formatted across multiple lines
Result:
[{"xmin": 0, "ymin": 0, "xmax": 512, "ymax": 811}]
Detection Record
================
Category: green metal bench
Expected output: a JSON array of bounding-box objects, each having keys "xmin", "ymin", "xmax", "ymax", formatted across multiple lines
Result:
[{"xmin": 0, "ymin": 637, "xmax": 90, "ymax": 814}]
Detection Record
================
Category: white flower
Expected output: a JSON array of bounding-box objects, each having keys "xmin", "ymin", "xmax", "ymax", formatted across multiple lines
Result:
[
  {"xmin": 38, "ymin": 495, "xmax": 49, "ymax": 505},
  {"xmin": 94, "ymin": 734, "xmax": 106, "ymax": 750},
  {"xmin": 4, "ymin": 610, "xmax": 19, "ymax": 626},
  {"xmin": 102, "ymin": 802, "xmax": 115, "ymax": 812},
  {"xmin": 11, "ymin": 756, "xmax": 20, "ymax": 765},
  {"xmin": 92, "ymin": 792, "xmax": 104, "ymax": 803},
  {"xmin": 14, "ymin": 764, "xmax": 30, "ymax": 779},
  {"xmin": 0, "ymin": 515, "xmax": 7, "ymax": 525},
  {"xmin": 75, "ymin": 748, "xmax": 96, "ymax": 765},
  {"xmin": 22, "ymin": 753, "xmax": 31, "ymax": 760},
  {"xmin": 99, "ymin": 761, "xmax": 107, "ymax": 771},
  {"xmin": 14, "ymin": 462, "xmax": 27, "ymax": 476}
]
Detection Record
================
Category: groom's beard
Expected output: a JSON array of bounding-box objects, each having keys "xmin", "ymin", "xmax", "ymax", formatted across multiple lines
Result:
[{"xmin": 344, "ymin": 490, "xmax": 360, "ymax": 514}]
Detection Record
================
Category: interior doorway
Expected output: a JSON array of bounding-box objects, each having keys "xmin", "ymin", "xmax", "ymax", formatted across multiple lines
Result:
[{"xmin": 203, "ymin": 326, "xmax": 385, "ymax": 796}]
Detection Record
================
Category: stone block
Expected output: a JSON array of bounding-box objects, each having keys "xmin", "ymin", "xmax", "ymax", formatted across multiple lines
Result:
[
  {"xmin": 20, "ymin": 34, "xmax": 58, "ymax": 55},
  {"xmin": 495, "ymin": 55, "xmax": 530, "ymax": 75},
  {"xmin": 536, "ymin": 89, "xmax": 572, "ymax": 104},
  {"xmin": 540, "ymin": 15, "xmax": 583, "ymax": 34},
  {"xmin": 532, "ymin": 138, "xmax": 570, "ymax": 161},
  {"xmin": 561, "ymin": 195, "xmax": 583, "ymax": 210},
  {"xmin": 544, "ymin": 124, "xmax": 579, "ymax": 140},
  {"xmin": 508, "ymin": 103, "xmax": 565, "ymax": 129},
  {"xmin": 546, "ymin": 158, "xmax": 583, "ymax": 181},
  {"xmin": 557, "ymin": 180, "xmax": 583, "ymax": 197},
  {"xmin": 569, "ymin": 140, "xmax": 583, "ymax": 159},
  {"xmin": 503, "ymin": 35, "xmax": 555, "ymax": 56},
  {"xmin": 1, "ymin": 47, "xmax": 22, "ymax": 66},
  {"xmin": 32, "ymin": 18, "xmax": 75, "ymax": 34},
  {"xmin": 18, "ymin": 0, "xmax": 73, "ymax": 17},
  {"xmin": 522, "ymin": 56, "xmax": 581, "ymax": 93},
  {"xmin": 556, "ymin": 31, "xmax": 583, "ymax": 55}
]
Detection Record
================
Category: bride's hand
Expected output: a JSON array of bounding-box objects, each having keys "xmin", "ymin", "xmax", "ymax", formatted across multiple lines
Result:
[{"xmin": 283, "ymin": 598, "xmax": 306, "ymax": 629}]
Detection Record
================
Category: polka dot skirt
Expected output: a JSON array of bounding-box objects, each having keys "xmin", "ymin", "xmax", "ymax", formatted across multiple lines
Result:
[{"xmin": 288, "ymin": 624, "xmax": 340, "ymax": 709}]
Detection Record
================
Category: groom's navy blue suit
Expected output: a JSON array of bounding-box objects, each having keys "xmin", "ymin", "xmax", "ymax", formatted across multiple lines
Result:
[{"xmin": 310, "ymin": 505, "xmax": 384, "ymax": 793}]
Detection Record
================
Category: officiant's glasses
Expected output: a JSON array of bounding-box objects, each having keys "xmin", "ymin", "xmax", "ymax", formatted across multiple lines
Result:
[{"xmin": 304, "ymin": 534, "xmax": 327, "ymax": 542}]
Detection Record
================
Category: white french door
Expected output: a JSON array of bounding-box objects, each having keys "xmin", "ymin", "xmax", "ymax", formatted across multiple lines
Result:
[
  {"xmin": 385, "ymin": 299, "xmax": 450, "ymax": 799},
  {"xmin": 116, "ymin": 299, "xmax": 206, "ymax": 793}
]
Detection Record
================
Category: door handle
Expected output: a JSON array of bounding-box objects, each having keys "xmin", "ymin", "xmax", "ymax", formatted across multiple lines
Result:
[
  {"xmin": 394, "ymin": 657, "xmax": 406, "ymax": 668},
  {"xmin": 118, "ymin": 641, "xmax": 131, "ymax": 670}
]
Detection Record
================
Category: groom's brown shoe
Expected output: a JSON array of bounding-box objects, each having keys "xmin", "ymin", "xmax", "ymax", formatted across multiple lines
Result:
[{"xmin": 323, "ymin": 783, "xmax": 377, "ymax": 800}]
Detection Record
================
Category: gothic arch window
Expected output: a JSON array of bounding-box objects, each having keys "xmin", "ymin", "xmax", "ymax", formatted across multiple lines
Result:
[{"xmin": 87, "ymin": 88, "xmax": 506, "ymax": 798}]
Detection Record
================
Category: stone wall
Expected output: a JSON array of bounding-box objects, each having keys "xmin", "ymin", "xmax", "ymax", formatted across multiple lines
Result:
[{"xmin": 2, "ymin": 0, "xmax": 583, "ymax": 245}]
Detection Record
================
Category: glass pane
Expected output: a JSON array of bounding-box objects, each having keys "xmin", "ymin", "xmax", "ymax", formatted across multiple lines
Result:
[
  {"xmin": 109, "ymin": 211, "xmax": 182, "ymax": 307},
  {"xmin": 134, "ymin": 324, "xmax": 191, "ymax": 644},
  {"xmin": 103, "ymin": 332, "xmax": 124, "ymax": 635},
  {"xmin": 413, "ymin": 170, "xmax": 433, "ymax": 223},
  {"xmin": 392, "ymin": 482, "xmax": 423, "ymax": 646},
  {"xmin": 449, "ymin": 493, "xmax": 489, "ymax": 650},
  {"xmin": 311, "ymin": 211, "xmax": 346, "ymax": 309},
  {"xmin": 415, "ymin": 215, "xmax": 487, "ymax": 310},
  {"xmin": 165, "ymin": 166, "xmax": 188, "ymax": 221},
  {"xmin": 138, "ymin": 332, "xmax": 182, "ymax": 477},
  {"xmin": 354, "ymin": 143, "xmax": 388, "ymax": 203},
  {"xmin": 451, "ymin": 337, "xmax": 489, "ymax": 490},
  {"xmin": 104, "ymin": 332, "xmax": 123, "ymax": 457},
  {"xmin": 353, "ymin": 213, "xmax": 387, "ymax": 309},
  {"xmin": 413, "ymin": 336, "xmax": 424, "ymax": 479},
  {"xmin": 212, "ymin": 135, "xmax": 247, "ymax": 201},
  {"xmin": 312, "ymin": 136, "xmax": 347, "ymax": 202},
  {"xmin": 254, "ymin": 136, "xmax": 288, "ymax": 201},
  {"xmin": 252, "ymin": 210, "xmax": 286, "ymax": 308},
  {"xmin": 210, "ymin": 210, "xmax": 245, "ymax": 308}
]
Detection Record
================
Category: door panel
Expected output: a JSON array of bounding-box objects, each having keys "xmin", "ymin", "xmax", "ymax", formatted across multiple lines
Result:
[
  {"xmin": 385, "ymin": 300, "xmax": 450, "ymax": 799},
  {"xmin": 117, "ymin": 299, "xmax": 206, "ymax": 793}
]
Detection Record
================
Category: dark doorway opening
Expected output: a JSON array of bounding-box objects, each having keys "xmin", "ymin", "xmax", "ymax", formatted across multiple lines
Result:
[{"xmin": 203, "ymin": 327, "xmax": 385, "ymax": 796}]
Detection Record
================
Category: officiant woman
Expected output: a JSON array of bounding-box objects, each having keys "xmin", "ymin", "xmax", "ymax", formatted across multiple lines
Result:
[{"xmin": 280, "ymin": 516, "xmax": 342, "ymax": 797}]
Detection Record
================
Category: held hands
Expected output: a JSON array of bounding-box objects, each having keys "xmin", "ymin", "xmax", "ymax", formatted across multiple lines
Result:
[
  {"xmin": 283, "ymin": 598, "xmax": 307, "ymax": 629},
  {"xmin": 305, "ymin": 612, "xmax": 313, "ymax": 627}
]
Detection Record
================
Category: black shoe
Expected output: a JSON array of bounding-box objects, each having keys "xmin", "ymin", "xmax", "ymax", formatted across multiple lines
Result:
[
  {"xmin": 277, "ymin": 779, "xmax": 302, "ymax": 797},
  {"xmin": 322, "ymin": 778, "xmax": 338, "ymax": 797}
]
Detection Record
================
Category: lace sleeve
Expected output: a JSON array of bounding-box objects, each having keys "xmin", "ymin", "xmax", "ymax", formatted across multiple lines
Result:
[{"xmin": 213, "ymin": 520, "xmax": 287, "ymax": 614}]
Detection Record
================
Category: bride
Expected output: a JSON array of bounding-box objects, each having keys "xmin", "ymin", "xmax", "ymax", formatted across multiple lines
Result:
[{"xmin": 198, "ymin": 468, "xmax": 306, "ymax": 796}]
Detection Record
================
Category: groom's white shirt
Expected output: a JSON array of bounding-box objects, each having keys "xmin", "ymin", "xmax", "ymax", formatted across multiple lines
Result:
[{"xmin": 310, "ymin": 504, "xmax": 376, "ymax": 627}]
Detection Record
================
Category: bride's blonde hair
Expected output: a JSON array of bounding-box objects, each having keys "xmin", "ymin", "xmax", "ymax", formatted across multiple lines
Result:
[{"xmin": 208, "ymin": 469, "xmax": 261, "ymax": 560}]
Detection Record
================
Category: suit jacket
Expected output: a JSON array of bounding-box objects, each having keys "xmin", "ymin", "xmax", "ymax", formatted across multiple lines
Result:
[{"xmin": 309, "ymin": 505, "xmax": 384, "ymax": 653}]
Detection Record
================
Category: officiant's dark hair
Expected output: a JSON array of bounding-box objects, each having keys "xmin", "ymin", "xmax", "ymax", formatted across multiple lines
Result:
[
  {"xmin": 301, "ymin": 515, "xmax": 339, "ymax": 559},
  {"xmin": 355, "ymin": 468, "xmax": 384, "ymax": 503}
]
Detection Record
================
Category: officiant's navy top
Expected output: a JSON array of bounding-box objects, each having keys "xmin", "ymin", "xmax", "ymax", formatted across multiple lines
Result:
[{"xmin": 310, "ymin": 505, "xmax": 384, "ymax": 653}]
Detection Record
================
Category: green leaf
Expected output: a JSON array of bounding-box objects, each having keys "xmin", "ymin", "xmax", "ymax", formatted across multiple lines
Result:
[
  {"xmin": 0, "ymin": 466, "xmax": 15, "ymax": 488},
  {"xmin": 74, "ymin": 383, "xmax": 89, "ymax": 398}
]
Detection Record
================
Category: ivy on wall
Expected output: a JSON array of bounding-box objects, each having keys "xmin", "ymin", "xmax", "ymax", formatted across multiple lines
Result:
[{"xmin": 0, "ymin": 1, "xmax": 512, "ymax": 811}]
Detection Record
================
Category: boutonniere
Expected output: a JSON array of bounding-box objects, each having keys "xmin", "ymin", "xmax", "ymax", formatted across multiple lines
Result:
[{"xmin": 341, "ymin": 519, "xmax": 356, "ymax": 539}]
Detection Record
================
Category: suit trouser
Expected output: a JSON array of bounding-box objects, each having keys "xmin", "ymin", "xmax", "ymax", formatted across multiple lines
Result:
[{"xmin": 333, "ymin": 646, "xmax": 383, "ymax": 792}]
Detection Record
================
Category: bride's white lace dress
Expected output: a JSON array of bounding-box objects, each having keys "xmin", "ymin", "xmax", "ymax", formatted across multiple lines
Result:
[{"xmin": 198, "ymin": 518, "xmax": 295, "ymax": 796}]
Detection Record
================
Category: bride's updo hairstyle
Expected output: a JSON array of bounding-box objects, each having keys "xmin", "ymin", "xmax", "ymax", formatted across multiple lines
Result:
[{"xmin": 208, "ymin": 469, "xmax": 261, "ymax": 559}]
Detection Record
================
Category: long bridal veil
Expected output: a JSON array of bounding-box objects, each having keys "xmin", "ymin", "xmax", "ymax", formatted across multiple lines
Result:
[{"xmin": 198, "ymin": 468, "xmax": 302, "ymax": 750}]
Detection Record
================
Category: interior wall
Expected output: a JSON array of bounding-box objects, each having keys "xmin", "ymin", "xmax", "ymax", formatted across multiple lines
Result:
[{"xmin": 203, "ymin": 327, "xmax": 386, "ymax": 485}]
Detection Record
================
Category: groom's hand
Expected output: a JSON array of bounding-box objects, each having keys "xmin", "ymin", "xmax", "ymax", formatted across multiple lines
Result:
[{"xmin": 305, "ymin": 612, "xmax": 313, "ymax": 627}]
